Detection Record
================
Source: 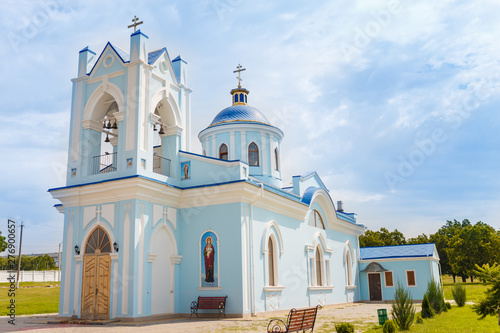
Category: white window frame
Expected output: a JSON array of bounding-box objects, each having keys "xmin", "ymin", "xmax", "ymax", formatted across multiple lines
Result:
[
  {"xmin": 406, "ymin": 270, "xmax": 417, "ymax": 287},
  {"xmin": 384, "ymin": 271, "xmax": 394, "ymax": 287}
]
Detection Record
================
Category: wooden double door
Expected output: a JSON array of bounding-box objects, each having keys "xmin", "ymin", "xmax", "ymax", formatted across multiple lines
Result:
[{"xmin": 81, "ymin": 227, "xmax": 112, "ymax": 319}]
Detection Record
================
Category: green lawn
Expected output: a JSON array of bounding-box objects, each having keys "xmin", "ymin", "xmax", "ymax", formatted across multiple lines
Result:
[
  {"xmin": 363, "ymin": 305, "xmax": 498, "ymax": 332},
  {"xmin": 441, "ymin": 275, "xmax": 487, "ymax": 303},
  {"xmin": 0, "ymin": 282, "xmax": 59, "ymax": 315}
]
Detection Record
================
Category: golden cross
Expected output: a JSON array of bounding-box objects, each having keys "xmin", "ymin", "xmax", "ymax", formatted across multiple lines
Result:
[
  {"xmin": 128, "ymin": 16, "xmax": 143, "ymax": 32},
  {"xmin": 233, "ymin": 64, "xmax": 246, "ymax": 88}
]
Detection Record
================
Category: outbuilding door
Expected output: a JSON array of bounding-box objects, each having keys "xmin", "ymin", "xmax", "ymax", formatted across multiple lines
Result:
[
  {"xmin": 368, "ymin": 273, "xmax": 382, "ymax": 301},
  {"xmin": 81, "ymin": 227, "xmax": 112, "ymax": 319}
]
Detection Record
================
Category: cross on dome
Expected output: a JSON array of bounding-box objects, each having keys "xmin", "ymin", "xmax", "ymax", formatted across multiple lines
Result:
[
  {"xmin": 233, "ymin": 64, "xmax": 246, "ymax": 89},
  {"xmin": 128, "ymin": 15, "xmax": 143, "ymax": 32}
]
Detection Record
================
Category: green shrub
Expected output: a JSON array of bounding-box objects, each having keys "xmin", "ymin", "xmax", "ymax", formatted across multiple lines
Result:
[
  {"xmin": 335, "ymin": 322, "xmax": 354, "ymax": 333},
  {"xmin": 445, "ymin": 302, "xmax": 451, "ymax": 310},
  {"xmin": 391, "ymin": 281, "xmax": 416, "ymax": 330},
  {"xmin": 421, "ymin": 294, "xmax": 435, "ymax": 318},
  {"xmin": 382, "ymin": 319, "xmax": 396, "ymax": 333},
  {"xmin": 415, "ymin": 312, "xmax": 424, "ymax": 324},
  {"xmin": 425, "ymin": 280, "xmax": 445, "ymax": 314},
  {"xmin": 451, "ymin": 283, "xmax": 467, "ymax": 307}
]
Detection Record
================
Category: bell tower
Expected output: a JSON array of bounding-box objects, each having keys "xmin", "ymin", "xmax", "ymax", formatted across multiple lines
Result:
[{"xmin": 65, "ymin": 20, "xmax": 191, "ymax": 187}]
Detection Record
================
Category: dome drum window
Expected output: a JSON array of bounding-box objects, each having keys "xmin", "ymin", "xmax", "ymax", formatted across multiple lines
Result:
[
  {"xmin": 219, "ymin": 143, "xmax": 228, "ymax": 160},
  {"xmin": 248, "ymin": 142, "xmax": 259, "ymax": 166}
]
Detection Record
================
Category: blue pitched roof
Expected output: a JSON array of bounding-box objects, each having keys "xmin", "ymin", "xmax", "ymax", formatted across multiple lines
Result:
[
  {"xmin": 109, "ymin": 43, "xmax": 130, "ymax": 63},
  {"xmin": 360, "ymin": 243, "xmax": 436, "ymax": 260},
  {"xmin": 148, "ymin": 47, "xmax": 166, "ymax": 65}
]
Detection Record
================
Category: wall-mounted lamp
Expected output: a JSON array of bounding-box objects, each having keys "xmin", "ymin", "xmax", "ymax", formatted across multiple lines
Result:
[
  {"xmin": 113, "ymin": 242, "xmax": 119, "ymax": 252},
  {"xmin": 74, "ymin": 245, "xmax": 80, "ymax": 255}
]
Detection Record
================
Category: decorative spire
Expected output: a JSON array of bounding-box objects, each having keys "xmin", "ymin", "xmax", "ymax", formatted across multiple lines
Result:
[
  {"xmin": 233, "ymin": 64, "xmax": 246, "ymax": 89},
  {"xmin": 128, "ymin": 15, "xmax": 143, "ymax": 32},
  {"xmin": 230, "ymin": 64, "xmax": 249, "ymax": 106}
]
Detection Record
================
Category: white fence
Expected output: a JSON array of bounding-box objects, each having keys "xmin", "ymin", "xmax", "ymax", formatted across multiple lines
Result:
[{"xmin": 0, "ymin": 270, "xmax": 60, "ymax": 282}]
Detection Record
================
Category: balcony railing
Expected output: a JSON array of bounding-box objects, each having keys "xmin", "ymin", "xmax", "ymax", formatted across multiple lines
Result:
[
  {"xmin": 153, "ymin": 153, "xmax": 171, "ymax": 177},
  {"xmin": 93, "ymin": 152, "xmax": 117, "ymax": 175}
]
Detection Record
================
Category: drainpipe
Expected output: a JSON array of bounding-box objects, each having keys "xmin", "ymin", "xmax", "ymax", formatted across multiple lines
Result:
[{"xmin": 249, "ymin": 180, "xmax": 264, "ymax": 317}]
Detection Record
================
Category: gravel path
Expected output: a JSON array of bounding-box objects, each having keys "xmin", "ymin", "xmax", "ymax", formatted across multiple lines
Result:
[{"xmin": 2, "ymin": 303, "xmax": 420, "ymax": 332}]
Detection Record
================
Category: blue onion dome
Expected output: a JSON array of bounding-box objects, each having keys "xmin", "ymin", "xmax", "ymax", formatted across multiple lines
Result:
[
  {"xmin": 209, "ymin": 104, "xmax": 270, "ymax": 126},
  {"xmin": 208, "ymin": 86, "xmax": 271, "ymax": 127}
]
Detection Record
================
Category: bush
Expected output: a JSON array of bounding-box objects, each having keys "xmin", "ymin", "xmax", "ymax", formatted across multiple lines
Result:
[
  {"xmin": 451, "ymin": 283, "xmax": 467, "ymax": 307},
  {"xmin": 421, "ymin": 294, "xmax": 435, "ymax": 318},
  {"xmin": 415, "ymin": 312, "xmax": 424, "ymax": 324},
  {"xmin": 445, "ymin": 302, "xmax": 451, "ymax": 310},
  {"xmin": 425, "ymin": 280, "xmax": 445, "ymax": 314},
  {"xmin": 382, "ymin": 319, "xmax": 396, "ymax": 333},
  {"xmin": 391, "ymin": 281, "xmax": 416, "ymax": 330},
  {"xmin": 335, "ymin": 322, "xmax": 354, "ymax": 333}
]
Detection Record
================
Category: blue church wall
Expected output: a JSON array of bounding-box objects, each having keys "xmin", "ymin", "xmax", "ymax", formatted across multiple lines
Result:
[
  {"xmin": 234, "ymin": 131, "xmax": 242, "ymax": 160},
  {"xmin": 178, "ymin": 154, "xmax": 244, "ymax": 187},
  {"xmin": 215, "ymin": 132, "xmax": 230, "ymax": 152},
  {"xmin": 177, "ymin": 203, "xmax": 244, "ymax": 315},
  {"xmin": 109, "ymin": 75, "xmax": 127, "ymax": 93},
  {"xmin": 249, "ymin": 205, "xmax": 361, "ymax": 313}
]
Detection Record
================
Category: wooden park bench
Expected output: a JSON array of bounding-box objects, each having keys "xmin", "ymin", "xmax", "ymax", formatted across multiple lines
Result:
[
  {"xmin": 267, "ymin": 305, "xmax": 322, "ymax": 332},
  {"xmin": 190, "ymin": 296, "xmax": 228, "ymax": 319}
]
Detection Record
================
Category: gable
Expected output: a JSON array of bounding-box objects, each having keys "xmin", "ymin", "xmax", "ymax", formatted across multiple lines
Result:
[
  {"xmin": 292, "ymin": 171, "xmax": 327, "ymax": 197},
  {"xmin": 88, "ymin": 43, "xmax": 128, "ymax": 78}
]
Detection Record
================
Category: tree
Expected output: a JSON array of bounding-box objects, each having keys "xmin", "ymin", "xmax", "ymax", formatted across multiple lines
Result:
[
  {"xmin": 449, "ymin": 222, "xmax": 500, "ymax": 282},
  {"xmin": 430, "ymin": 219, "xmax": 471, "ymax": 282},
  {"xmin": 391, "ymin": 281, "xmax": 415, "ymax": 330},
  {"xmin": 360, "ymin": 228, "xmax": 407, "ymax": 247},
  {"xmin": 0, "ymin": 231, "xmax": 6, "ymax": 253},
  {"xmin": 472, "ymin": 263, "xmax": 500, "ymax": 325},
  {"xmin": 407, "ymin": 233, "xmax": 429, "ymax": 244}
]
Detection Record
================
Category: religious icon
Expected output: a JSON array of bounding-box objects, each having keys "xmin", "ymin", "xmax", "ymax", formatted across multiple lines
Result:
[
  {"xmin": 201, "ymin": 231, "xmax": 218, "ymax": 287},
  {"xmin": 181, "ymin": 161, "xmax": 190, "ymax": 180},
  {"xmin": 203, "ymin": 237, "xmax": 215, "ymax": 283}
]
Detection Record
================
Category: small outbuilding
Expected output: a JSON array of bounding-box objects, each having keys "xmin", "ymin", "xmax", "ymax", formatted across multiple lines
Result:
[{"xmin": 358, "ymin": 243, "xmax": 441, "ymax": 301}]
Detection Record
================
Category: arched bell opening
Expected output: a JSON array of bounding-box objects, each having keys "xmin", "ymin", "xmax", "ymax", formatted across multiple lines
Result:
[
  {"xmin": 83, "ymin": 92, "xmax": 120, "ymax": 176},
  {"xmin": 150, "ymin": 98, "xmax": 179, "ymax": 177}
]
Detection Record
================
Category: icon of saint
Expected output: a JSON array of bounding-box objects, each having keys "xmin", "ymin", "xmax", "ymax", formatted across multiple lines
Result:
[{"xmin": 203, "ymin": 236, "xmax": 215, "ymax": 283}]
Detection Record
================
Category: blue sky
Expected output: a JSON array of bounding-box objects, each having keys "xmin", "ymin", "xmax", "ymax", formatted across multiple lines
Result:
[{"xmin": 1, "ymin": 0, "xmax": 499, "ymax": 254}]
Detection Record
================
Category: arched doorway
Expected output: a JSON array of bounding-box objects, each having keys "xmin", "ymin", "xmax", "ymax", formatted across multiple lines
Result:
[
  {"xmin": 81, "ymin": 226, "xmax": 112, "ymax": 319},
  {"xmin": 150, "ymin": 226, "xmax": 174, "ymax": 314}
]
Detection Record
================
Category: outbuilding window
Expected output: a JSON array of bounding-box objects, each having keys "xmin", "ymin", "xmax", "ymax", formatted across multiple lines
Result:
[
  {"xmin": 406, "ymin": 270, "xmax": 416, "ymax": 287},
  {"xmin": 385, "ymin": 271, "xmax": 394, "ymax": 287}
]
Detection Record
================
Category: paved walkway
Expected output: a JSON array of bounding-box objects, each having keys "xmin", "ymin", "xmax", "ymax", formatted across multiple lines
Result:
[{"xmin": 0, "ymin": 303, "xmax": 402, "ymax": 332}]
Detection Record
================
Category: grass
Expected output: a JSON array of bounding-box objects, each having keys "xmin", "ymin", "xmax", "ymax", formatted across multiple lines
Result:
[
  {"xmin": 441, "ymin": 275, "xmax": 487, "ymax": 303},
  {"xmin": 0, "ymin": 282, "xmax": 59, "ymax": 315},
  {"xmin": 363, "ymin": 305, "xmax": 498, "ymax": 332}
]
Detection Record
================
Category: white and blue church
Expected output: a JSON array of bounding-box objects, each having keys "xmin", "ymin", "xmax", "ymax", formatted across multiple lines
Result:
[{"xmin": 49, "ymin": 25, "xmax": 440, "ymax": 321}]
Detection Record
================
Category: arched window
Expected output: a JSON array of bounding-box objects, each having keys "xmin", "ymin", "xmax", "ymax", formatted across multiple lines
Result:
[
  {"xmin": 234, "ymin": 95, "xmax": 238, "ymax": 103},
  {"xmin": 245, "ymin": 95, "xmax": 247, "ymax": 103},
  {"xmin": 312, "ymin": 210, "xmax": 325, "ymax": 229},
  {"xmin": 239, "ymin": 93, "xmax": 243, "ymax": 102},
  {"xmin": 268, "ymin": 237, "xmax": 275, "ymax": 286},
  {"xmin": 274, "ymin": 148, "xmax": 279, "ymax": 171},
  {"xmin": 219, "ymin": 144, "xmax": 228, "ymax": 160},
  {"xmin": 85, "ymin": 227, "xmax": 112, "ymax": 254},
  {"xmin": 315, "ymin": 246, "xmax": 323, "ymax": 286},
  {"xmin": 248, "ymin": 142, "xmax": 259, "ymax": 166},
  {"xmin": 346, "ymin": 250, "xmax": 353, "ymax": 286}
]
